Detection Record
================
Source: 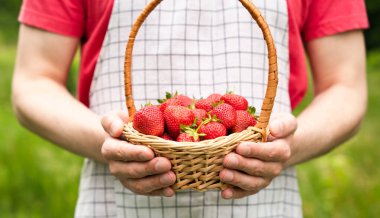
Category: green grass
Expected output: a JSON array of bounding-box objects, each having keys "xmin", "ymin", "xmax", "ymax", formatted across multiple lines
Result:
[
  {"xmin": 1, "ymin": 40, "xmax": 380, "ymax": 217},
  {"xmin": 0, "ymin": 41, "xmax": 83, "ymax": 218},
  {"xmin": 295, "ymin": 51, "xmax": 380, "ymax": 218}
]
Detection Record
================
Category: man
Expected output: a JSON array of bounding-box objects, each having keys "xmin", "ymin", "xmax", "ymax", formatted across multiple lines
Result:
[{"xmin": 12, "ymin": 0, "xmax": 368, "ymax": 217}]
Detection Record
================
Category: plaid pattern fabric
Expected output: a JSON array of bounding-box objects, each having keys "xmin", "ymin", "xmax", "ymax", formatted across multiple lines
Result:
[{"xmin": 75, "ymin": 0, "xmax": 302, "ymax": 217}]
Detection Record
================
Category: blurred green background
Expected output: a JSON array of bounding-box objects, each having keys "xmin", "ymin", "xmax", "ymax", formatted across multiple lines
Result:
[{"xmin": 1, "ymin": 1, "xmax": 379, "ymax": 217}]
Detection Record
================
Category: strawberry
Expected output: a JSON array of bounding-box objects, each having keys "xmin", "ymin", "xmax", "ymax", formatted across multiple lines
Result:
[
  {"xmin": 192, "ymin": 108, "xmax": 207, "ymax": 126},
  {"xmin": 158, "ymin": 92, "xmax": 193, "ymax": 111},
  {"xmin": 175, "ymin": 94, "xmax": 193, "ymax": 107},
  {"xmin": 207, "ymin": 93, "xmax": 222, "ymax": 103},
  {"xmin": 199, "ymin": 121, "xmax": 227, "ymax": 140},
  {"xmin": 221, "ymin": 93, "xmax": 248, "ymax": 110},
  {"xmin": 177, "ymin": 124, "xmax": 205, "ymax": 142},
  {"xmin": 177, "ymin": 133, "xmax": 198, "ymax": 142},
  {"xmin": 159, "ymin": 98, "xmax": 182, "ymax": 113},
  {"xmin": 195, "ymin": 98, "xmax": 213, "ymax": 112},
  {"xmin": 210, "ymin": 103, "xmax": 237, "ymax": 130},
  {"xmin": 164, "ymin": 105, "xmax": 195, "ymax": 138},
  {"xmin": 232, "ymin": 107, "xmax": 257, "ymax": 133},
  {"xmin": 133, "ymin": 106, "xmax": 165, "ymax": 136},
  {"xmin": 161, "ymin": 133, "xmax": 174, "ymax": 141}
]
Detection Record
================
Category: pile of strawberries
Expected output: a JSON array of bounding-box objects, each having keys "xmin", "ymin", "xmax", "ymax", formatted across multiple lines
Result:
[{"xmin": 132, "ymin": 92, "xmax": 257, "ymax": 142}]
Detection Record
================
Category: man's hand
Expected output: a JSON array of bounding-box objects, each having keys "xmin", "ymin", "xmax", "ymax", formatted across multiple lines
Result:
[
  {"xmin": 220, "ymin": 113, "xmax": 297, "ymax": 199},
  {"xmin": 101, "ymin": 111, "xmax": 176, "ymax": 197}
]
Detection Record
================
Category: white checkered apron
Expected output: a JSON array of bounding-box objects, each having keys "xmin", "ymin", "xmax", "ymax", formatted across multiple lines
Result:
[{"xmin": 75, "ymin": 0, "xmax": 303, "ymax": 217}]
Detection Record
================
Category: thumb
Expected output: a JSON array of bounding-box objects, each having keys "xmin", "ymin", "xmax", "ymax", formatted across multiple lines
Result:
[
  {"xmin": 267, "ymin": 113, "xmax": 297, "ymax": 141},
  {"xmin": 101, "ymin": 110, "xmax": 129, "ymax": 137}
]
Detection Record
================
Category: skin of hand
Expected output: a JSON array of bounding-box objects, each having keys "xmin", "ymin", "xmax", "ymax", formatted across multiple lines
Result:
[
  {"xmin": 220, "ymin": 30, "xmax": 367, "ymax": 199},
  {"xmin": 220, "ymin": 114, "xmax": 296, "ymax": 199},
  {"xmin": 100, "ymin": 111, "xmax": 176, "ymax": 197}
]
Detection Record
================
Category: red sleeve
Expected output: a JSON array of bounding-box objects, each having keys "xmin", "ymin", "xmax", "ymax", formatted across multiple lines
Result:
[
  {"xmin": 302, "ymin": 0, "xmax": 369, "ymax": 41},
  {"xmin": 18, "ymin": 0, "xmax": 85, "ymax": 37}
]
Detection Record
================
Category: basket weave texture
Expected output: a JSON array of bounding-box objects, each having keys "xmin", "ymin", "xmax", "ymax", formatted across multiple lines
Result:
[{"xmin": 123, "ymin": 0, "xmax": 278, "ymax": 191}]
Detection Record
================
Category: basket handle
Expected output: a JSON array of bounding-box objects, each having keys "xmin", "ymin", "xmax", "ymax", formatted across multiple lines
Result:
[{"xmin": 124, "ymin": 0, "xmax": 278, "ymax": 129}]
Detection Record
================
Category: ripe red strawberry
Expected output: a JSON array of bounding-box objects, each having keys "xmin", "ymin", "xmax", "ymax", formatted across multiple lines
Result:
[
  {"xmin": 199, "ymin": 121, "xmax": 227, "ymax": 140},
  {"xmin": 133, "ymin": 106, "xmax": 165, "ymax": 136},
  {"xmin": 176, "ymin": 132, "xmax": 200, "ymax": 142},
  {"xmin": 207, "ymin": 93, "xmax": 222, "ymax": 103},
  {"xmin": 175, "ymin": 94, "xmax": 193, "ymax": 107},
  {"xmin": 164, "ymin": 106, "xmax": 195, "ymax": 138},
  {"xmin": 232, "ymin": 109, "xmax": 257, "ymax": 133},
  {"xmin": 192, "ymin": 108, "xmax": 207, "ymax": 126},
  {"xmin": 159, "ymin": 98, "xmax": 182, "ymax": 113},
  {"xmin": 221, "ymin": 94, "xmax": 248, "ymax": 110},
  {"xmin": 177, "ymin": 125, "xmax": 205, "ymax": 142},
  {"xmin": 195, "ymin": 98, "xmax": 213, "ymax": 112},
  {"xmin": 210, "ymin": 103, "xmax": 237, "ymax": 130},
  {"xmin": 161, "ymin": 133, "xmax": 174, "ymax": 141}
]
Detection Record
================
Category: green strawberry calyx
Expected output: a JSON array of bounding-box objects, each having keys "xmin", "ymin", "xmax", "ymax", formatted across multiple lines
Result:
[
  {"xmin": 157, "ymin": 91, "xmax": 179, "ymax": 104},
  {"xmin": 180, "ymin": 124, "xmax": 205, "ymax": 141},
  {"xmin": 247, "ymin": 106, "xmax": 256, "ymax": 115}
]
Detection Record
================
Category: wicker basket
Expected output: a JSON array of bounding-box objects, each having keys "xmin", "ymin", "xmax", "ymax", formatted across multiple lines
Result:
[{"xmin": 123, "ymin": 0, "xmax": 278, "ymax": 191}]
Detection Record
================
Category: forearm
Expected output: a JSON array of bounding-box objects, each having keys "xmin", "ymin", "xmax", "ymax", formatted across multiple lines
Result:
[
  {"xmin": 285, "ymin": 30, "xmax": 367, "ymax": 167},
  {"xmin": 12, "ymin": 74, "xmax": 107, "ymax": 163},
  {"xmin": 286, "ymin": 83, "xmax": 367, "ymax": 167}
]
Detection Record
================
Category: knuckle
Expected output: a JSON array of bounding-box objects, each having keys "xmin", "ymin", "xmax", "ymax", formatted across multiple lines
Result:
[
  {"xmin": 262, "ymin": 179, "xmax": 271, "ymax": 188},
  {"xmin": 121, "ymin": 180, "xmax": 130, "ymax": 189},
  {"xmin": 100, "ymin": 116, "xmax": 108, "ymax": 128},
  {"xmin": 268, "ymin": 150, "xmax": 277, "ymax": 159},
  {"xmin": 272, "ymin": 165, "xmax": 283, "ymax": 177},
  {"xmin": 101, "ymin": 114, "xmax": 113, "ymax": 130},
  {"xmin": 101, "ymin": 139, "xmax": 116, "ymax": 159},
  {"xmin": 145, "ymin": 161, "xmax": 156, "ymax": 175},
  {"xmin": 282, "ymin": 146, "xmax": 292, "ymax": 160},
  {"xmin": 126, "ymin": 166, "xmax": 140, "ymax": 178},
  {"xmin": 287, "ymin": 114, "xmax": 298, "ymax": 130},
  {"xmin": 137, "ymin": 149, "xmax": 148, "ymax": 161},
  {"xmin": 244, "ymin": 181, "xmax": 258, "ymax": 191},
  {"xmin": 101, "ymin": 140, "xmax": 111, "ymax": 157},
  {"xmin": 254, "ymin": 165, "xmax": 265, "ymax": 176},
  {"xmin": 108, "ymin": 163, "xmax": 119, "ymax": 176},
  {"xmin": 132, "ymin": 183, "xmax": 148, "ymax": 194},
  {"xmin": 278, "ymin": 120, "xmax": 285, "ymax": 134},
  {"xmin": 116, "ymin": 146, "xmax": 124, "ymax": 160}
]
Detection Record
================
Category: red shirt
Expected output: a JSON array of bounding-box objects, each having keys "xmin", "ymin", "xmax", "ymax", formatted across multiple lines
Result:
[{"xmin": 18, "ymin": 0, "xmax": 368, "ymax": 109}]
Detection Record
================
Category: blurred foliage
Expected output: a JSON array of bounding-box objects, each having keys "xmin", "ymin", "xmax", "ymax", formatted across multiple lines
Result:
[
  {"xmin": 0, "ymin": 42, "xmax": 82, "ymax": 218},
  {"xmin": 0, "ymin": 0, "xmax": 22, "ymax": 43},
  {"xmin": 365, "ymin": 0, "xmax": 380, "ymax": 50},
  {"xmin": 292, "ymin": 50, "xmax": 380, "ymax": 218}
]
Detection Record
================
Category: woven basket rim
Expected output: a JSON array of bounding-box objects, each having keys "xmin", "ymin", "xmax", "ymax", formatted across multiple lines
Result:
[{"xmin": 123, "ymin": 122, "xmax": 266, "ymax": 152}]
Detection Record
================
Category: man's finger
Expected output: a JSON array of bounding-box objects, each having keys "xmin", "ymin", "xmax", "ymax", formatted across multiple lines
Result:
[
  {"xmin": 221, "ymin": 187, "xmax": 256, "ymax": 199},
  {"xmin": 109, "ymin": 157, "xmax": 172, "ymax": 179},
  {"xmin": 148, "ymin": 187, "xmax": 175, "ymax": 197},
  {"xmin": 236, "ymin": 140, "xmax": 291, "ymax": 162},
  {"xmin": 101, "ymin": 137, "xmax": 154, "ymax": 162},
  {"xmin": 267, "ymin": 113, "xmax": 297, "ymax": 141},
  {"xmin": 101, "ymin": 110, "xmax": 129, "ymax": 137},
  {"xmin": 223, "ymin": 153, "xmax": 283, "ymax": 178},
  {"xmin": 220, "ymin": 169, "xmax": 268, "ymax": 192},
  {"xmin": 122, "ymin": 171, "xmax": 176, "ymax": 194}
]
